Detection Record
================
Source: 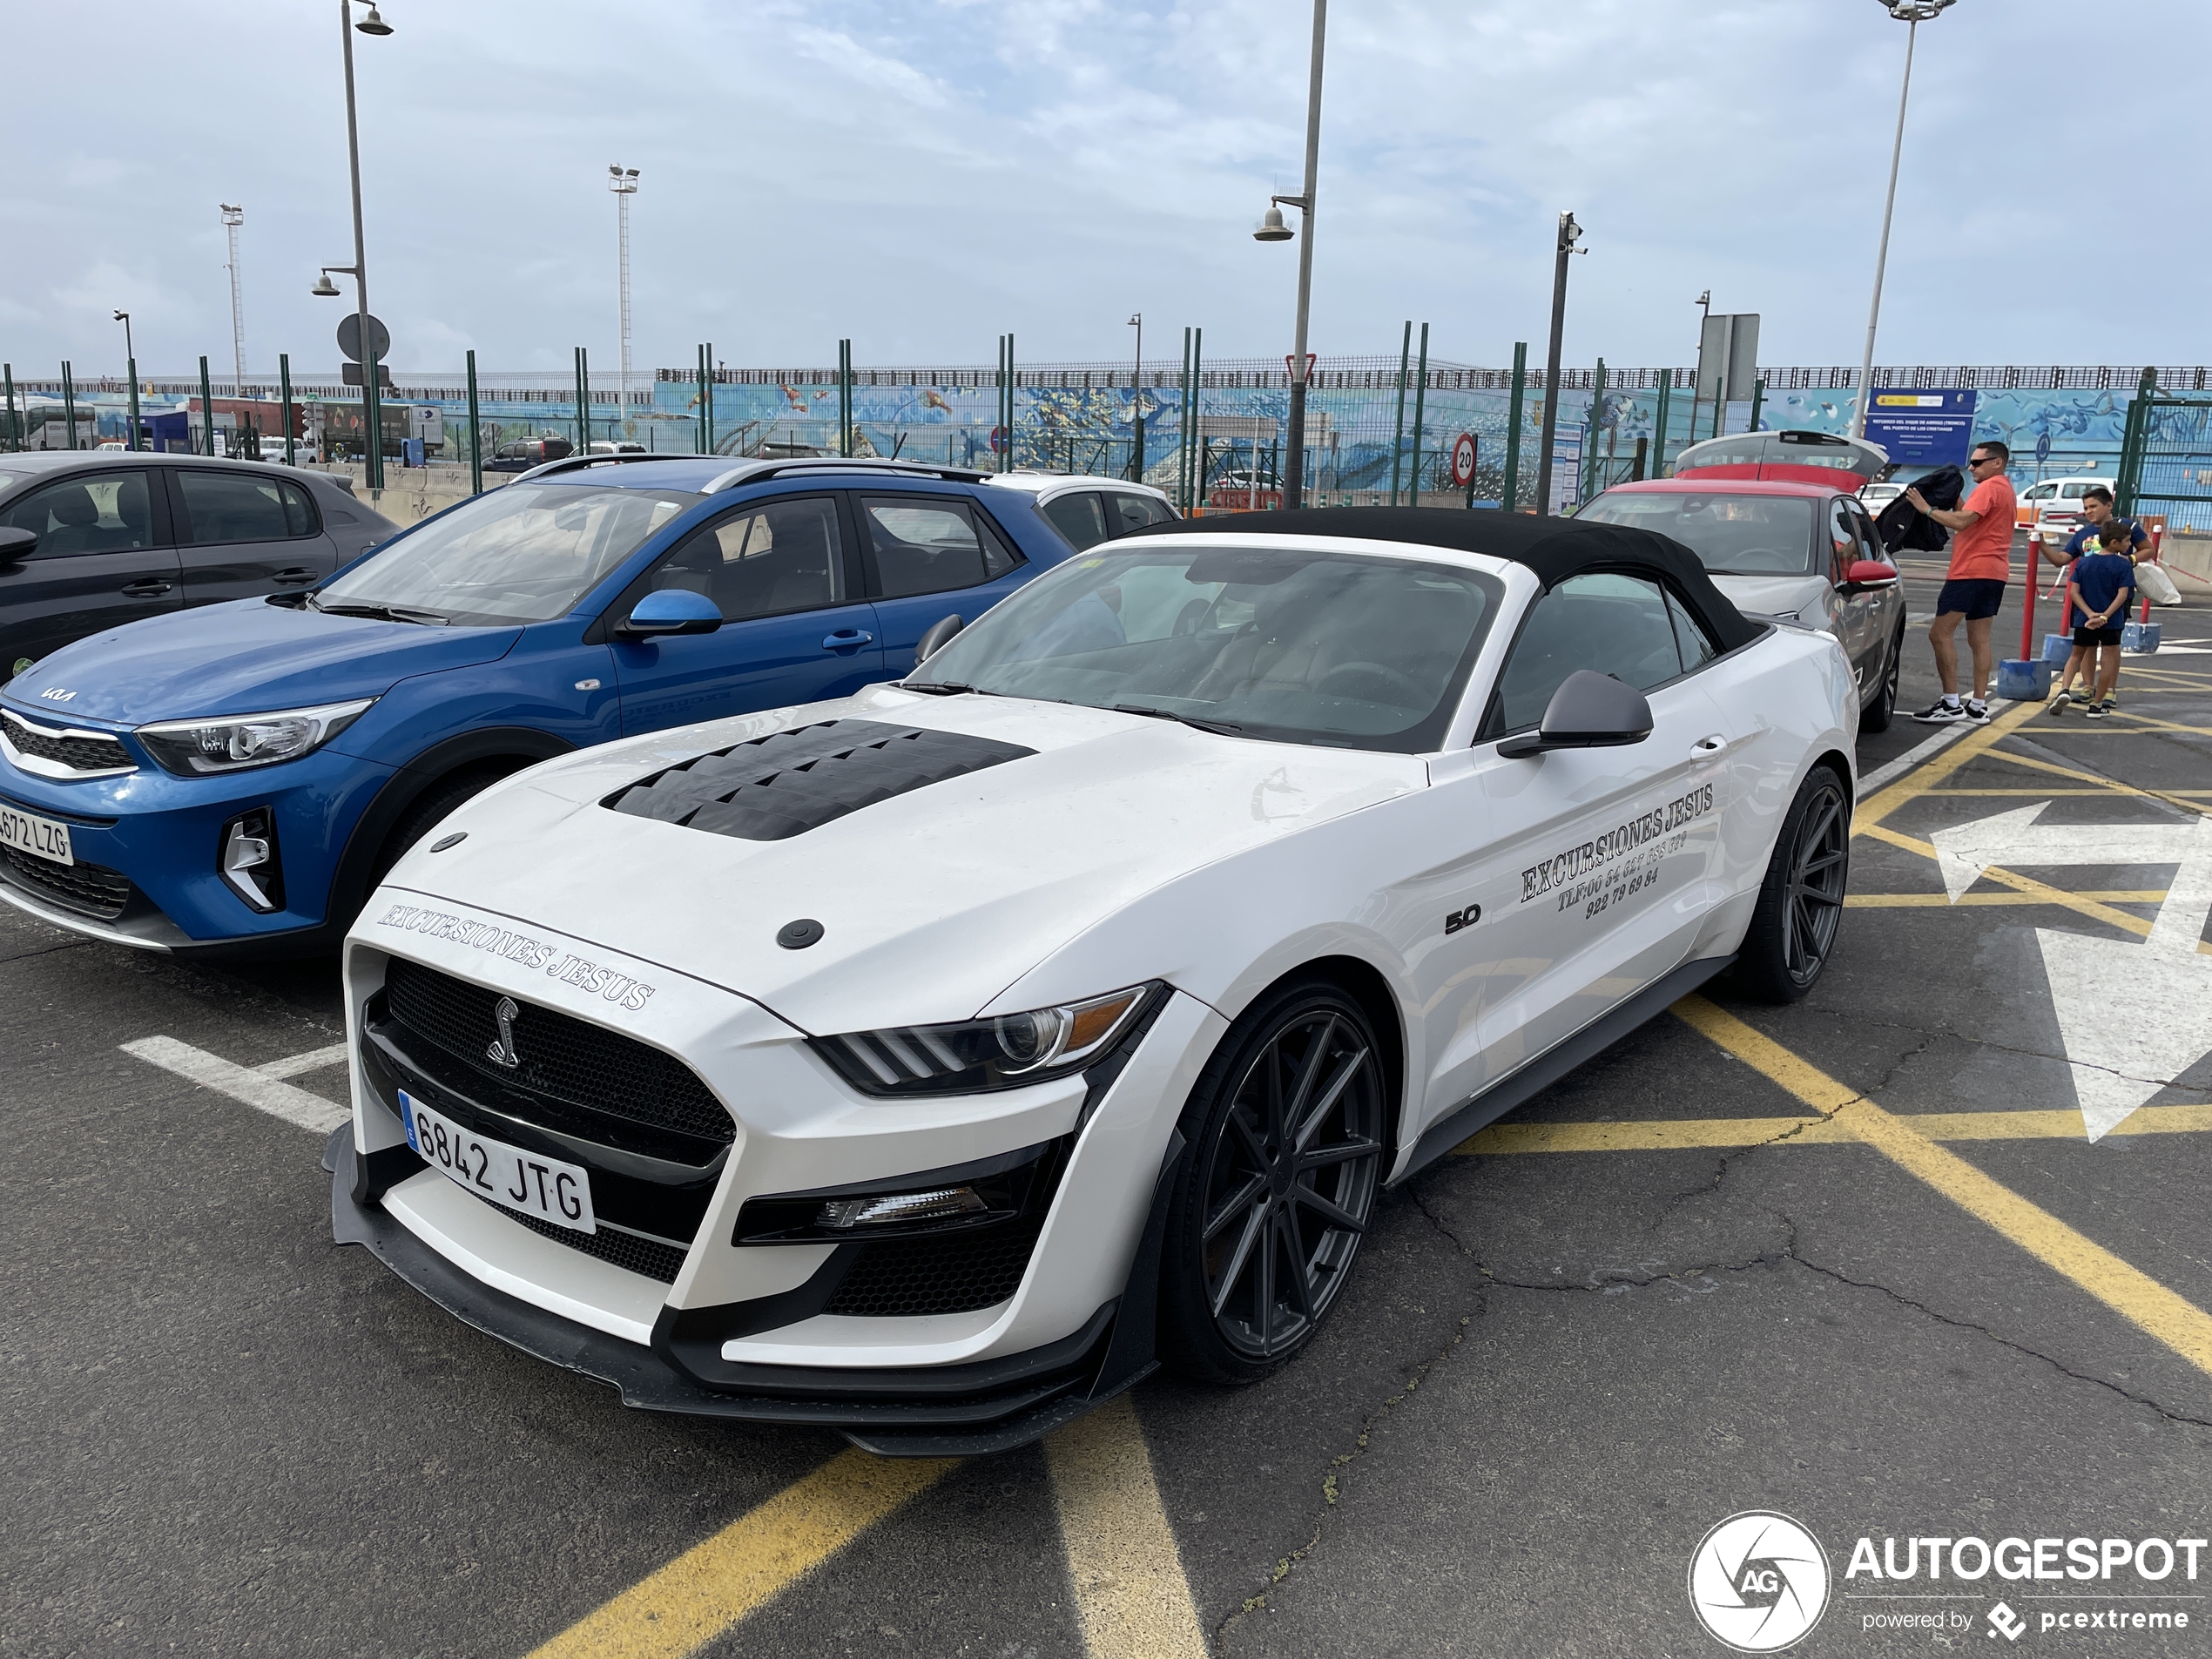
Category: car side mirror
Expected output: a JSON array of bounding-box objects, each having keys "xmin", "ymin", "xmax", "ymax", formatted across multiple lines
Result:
[
  {"xmin": 914, "ymin": 613, "xmax": 965, "ymax": 666},
  {"xmin": 619, "ymin": 588, "xmax": 724, "ymax": 637},
  {"xmin": 1840, "ymin": 558, "xmax": 1898, "ymax": 592},
  {"xmin": 1497, "ymin": 670, "xmax": 1655, "ymax": 759},
  {"xmin": 0, "ymin": 526, "xmax": 37, "ymax": 563}
]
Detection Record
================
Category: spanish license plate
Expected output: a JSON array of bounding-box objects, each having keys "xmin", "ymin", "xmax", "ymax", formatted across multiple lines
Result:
[
  {"xmin": 400, "ymin": 1089, "xmax": 596, "ymax": 1234},
  {"xmin": 0, "ymin": 802, "xmax": 72, "ymax": 866}
]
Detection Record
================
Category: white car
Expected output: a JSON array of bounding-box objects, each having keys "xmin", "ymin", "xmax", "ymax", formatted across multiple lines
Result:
[
  {"xmin": 2016, "ymin": 475, "xmax": 2116, "ymax": 542},
  {"xmin": 331, "ymin": 507, "xmax": 1858, "ymax": 1453},
  {"xmin": 985, "ymin": 470, "xmax": 1177, "ymax": 550}
]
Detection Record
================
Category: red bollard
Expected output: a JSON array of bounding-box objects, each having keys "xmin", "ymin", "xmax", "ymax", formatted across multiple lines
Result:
[
  {"xmin": 2143, "ymin": 522, "xmax": 2163, "ymax": 624},
  {"xmin": 2020, "ymin": 532, "xmax": 2039, "ymax": 659}
]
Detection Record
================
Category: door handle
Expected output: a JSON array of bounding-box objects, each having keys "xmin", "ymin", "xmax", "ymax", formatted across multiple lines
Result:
[
  {"xmin": 272, "ymin": 569, "xmax": 316, "ymax": 585},
  {"xmin": 1690, "ymin": 734, "xmax": 1727, "ymax": 757},
  {"xmin": 120, "ymin": 579, "xmax": 174, "ymax": 597},
  {"xmin": 821, "ymin": 629, "xmax": 874, "ymax": 651}
]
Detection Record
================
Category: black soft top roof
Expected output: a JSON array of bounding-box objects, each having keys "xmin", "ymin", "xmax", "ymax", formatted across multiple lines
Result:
[{"xmin": 1133, "ymin": 505, "xmax": 1762, "ymax": 654}]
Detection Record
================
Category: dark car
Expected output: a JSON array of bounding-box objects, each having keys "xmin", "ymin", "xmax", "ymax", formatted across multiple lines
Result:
[
  {"xmin": 486, "ymin": 437, "xmax": 576, "ymax": 474},
  {"xmin": 0, "ymin": 452, "xmax": 397, "ymax": 678}
]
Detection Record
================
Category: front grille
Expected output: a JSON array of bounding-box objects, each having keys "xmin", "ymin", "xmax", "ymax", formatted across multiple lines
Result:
[
  {"xmin": 2, "ymin": 847, "xmax": 132, "ymax": 920},
  {"xmin": 381, "ymin": 957, "xmax": 733, "ymax": 1145},
  {"xmin": 0, "ymin": 710, "xmax": 133, "ymax": 773},
  {"xmin": 502, "ymin": 1207, "xmax": 688, "ymax": 1284},
  {"xmin": 826, "ymin": 1215, "xmax": 1046, "ymax": 1318}
]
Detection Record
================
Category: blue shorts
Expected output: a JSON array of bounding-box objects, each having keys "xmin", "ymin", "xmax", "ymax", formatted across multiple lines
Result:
[{"xmin": 1935, "ymin": 578, "xmax": 2006, "ymax": 621}]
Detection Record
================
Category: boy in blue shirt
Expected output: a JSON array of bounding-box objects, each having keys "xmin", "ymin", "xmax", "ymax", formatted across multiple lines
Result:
[{"xmin": 2047, "ymin": 522, "xmax": 2137, "ymax": 718}]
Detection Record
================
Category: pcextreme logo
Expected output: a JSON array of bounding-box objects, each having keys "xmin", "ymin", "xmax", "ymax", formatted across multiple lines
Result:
[{"xmin": 1689, "ymin": 1511, "xmax": 1831, "ymax": 1652}]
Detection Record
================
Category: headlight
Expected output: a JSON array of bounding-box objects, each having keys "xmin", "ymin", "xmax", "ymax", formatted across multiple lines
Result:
[
  {"xmin": 814, "ymin": 983, "xmax": 1156, "ymax": 1096},
  {"xmin": 138, "ymin": 698, "xmax": 374, "ymax": 776}
]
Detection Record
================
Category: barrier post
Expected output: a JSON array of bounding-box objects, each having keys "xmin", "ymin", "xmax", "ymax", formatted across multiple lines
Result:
[
  {"xmin": 2143, "ymin": 522, "xmax": 2162, "ymax": 622},
  {"xmin": 2020, "ymin": 532, "xmax": 2039, "ymax": 660}
]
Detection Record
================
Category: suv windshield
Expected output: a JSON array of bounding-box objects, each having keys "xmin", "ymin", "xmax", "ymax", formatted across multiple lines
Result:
[
  {"xmin": 316, "ymin": 482, "xmax": 698, "ymax": 625},
  {"xmin": 1579, "ymin": 492, "xmax": 1817, "ymax": 577},
  {"xmin": 907, "ymin": 543, "xmax": 1502, "ymax": 752}
]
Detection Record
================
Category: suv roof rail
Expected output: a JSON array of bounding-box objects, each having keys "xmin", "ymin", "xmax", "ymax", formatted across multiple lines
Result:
[
  {"xmin": 508, "ymin": 451, "xmax": 688, "ymax": 484},
  {"xmin": 699, "ymin": 456, "xmax": 991, "ymax": 494}
]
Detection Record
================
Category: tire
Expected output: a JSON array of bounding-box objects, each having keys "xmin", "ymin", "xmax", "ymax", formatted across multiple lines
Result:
[
  {"xmin": 1157, "ymin": 976, "xmax": 1387, "ymax": 1385},
  {"xmin": 1861, "ymin": 622, "xmax": 1905, "ymax": 733},
  {"xmin": 369, "ymin": 765, "xmax": 515, "ymax": 887},
  {"xmin": 1730, "ymin": 765, "xmax": 1851, "ymax": 1004}
]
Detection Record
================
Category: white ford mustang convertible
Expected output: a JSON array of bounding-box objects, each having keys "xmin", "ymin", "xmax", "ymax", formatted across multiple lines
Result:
[{"xmin": 329, "ymin": 507, "xmax": 1858, "ymax": 1453}]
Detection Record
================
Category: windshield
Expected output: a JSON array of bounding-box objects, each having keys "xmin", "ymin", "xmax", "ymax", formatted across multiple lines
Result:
[
  {"xmin": 1579, "ymin": 492, "xmax": 1817, "ymax": 577},
  {"xmin": 317, "ymin": 482, "xmax": 698, "ymax": 625},
  {"xmin": 907, "ymin": 543, "xmax": 1502, "ymax": 752}
]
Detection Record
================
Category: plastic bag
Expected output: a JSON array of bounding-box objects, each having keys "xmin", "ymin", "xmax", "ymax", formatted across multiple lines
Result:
[{"xmin": 2136, "ymin": 560, "xmax": 2182, "ymax": 606}]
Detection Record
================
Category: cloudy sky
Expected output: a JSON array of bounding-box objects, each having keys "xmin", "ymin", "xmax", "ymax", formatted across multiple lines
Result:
[{"xmin": 3, "ymin": 0, "xmax": 2202, "ymax": 379}]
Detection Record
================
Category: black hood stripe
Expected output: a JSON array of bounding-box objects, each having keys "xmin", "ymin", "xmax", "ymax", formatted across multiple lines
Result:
[{"xmin": 602, "ymin": 718, "xmax": 1035, "ymax": 842}]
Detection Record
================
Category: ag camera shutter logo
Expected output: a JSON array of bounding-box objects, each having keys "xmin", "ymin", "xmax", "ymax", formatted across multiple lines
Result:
[{"xmin": 1689, "ymin": 1511, "xmax": 1832, "ymax": 1651}]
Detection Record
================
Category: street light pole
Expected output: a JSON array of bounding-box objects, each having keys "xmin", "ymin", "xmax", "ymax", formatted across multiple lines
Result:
[
  {"xmin": 1851, "ymin": 0, "xmax": 1955, "ymax": 439},
  {"xmin": 338, "ymin": 2, "xmax": 389, "ymax": 487},
  {"xmin": 113, "ymin": 311, "xmax": 139, "ymax": 451},
  {"xmin": 1128, "ymin": 313, "xmax": 1143, "ymax": 481},
  {"xmin": 1252, "ymin": 0, "xmax": 1325, "ymax": 510},
  {"xmin": 1533, "ymin": 211, "xmax": 1582, "ymax": 516},
  {"xmin": 220, "ymin": 204, "xmax": 246, "ymax": 395}
]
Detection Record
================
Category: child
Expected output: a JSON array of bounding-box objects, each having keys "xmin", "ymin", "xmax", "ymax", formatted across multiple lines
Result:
[{"xmin": 2047, "ymin": 522, "xmax": 2137, "ymax": 718}]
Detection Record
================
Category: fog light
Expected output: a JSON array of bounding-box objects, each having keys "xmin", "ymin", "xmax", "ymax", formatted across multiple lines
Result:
[
  {"xmin": 815, "ymin": 1186, "xmax": 988, "ymax": 1231},
  {"xmin": 219, "ymin": 808, "xmax": 284, "ymax": 913}
]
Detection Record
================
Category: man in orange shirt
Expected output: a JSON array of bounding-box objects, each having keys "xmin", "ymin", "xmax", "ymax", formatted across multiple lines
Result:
[{"xmin": 1906, "ymin": 441, "xmax": 2018, "ymax": 724}]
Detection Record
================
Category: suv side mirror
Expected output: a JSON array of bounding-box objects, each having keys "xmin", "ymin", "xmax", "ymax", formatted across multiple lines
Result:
[
  {"xmin": 0, "ymin": 526, "xmax": 37, "ymax": 563},
  {"xmin": 619, "ymin": 588, "xmax": 724, "ymax": 637},
  {"xmin": 914, "ymin": 613, "xmax": 965, "ymax": 666},
  {"xmin": 1498, "ymin": 670, "xmax": 1655, "ymax": 759},
  {"xmin": 1840, "ymin": 558, "xmax": 1898, "ymax": 592}
]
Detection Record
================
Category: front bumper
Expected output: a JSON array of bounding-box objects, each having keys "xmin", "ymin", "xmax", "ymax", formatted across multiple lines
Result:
[{"xmin": 327, "ymin": 1125, "xmax": 1177, "ymax": 1456}]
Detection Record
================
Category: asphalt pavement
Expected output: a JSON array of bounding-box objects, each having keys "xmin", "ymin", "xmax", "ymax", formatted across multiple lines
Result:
[{"xmin": 5, "ymin": 544, "xmax": 2209, "ymax": 1658}]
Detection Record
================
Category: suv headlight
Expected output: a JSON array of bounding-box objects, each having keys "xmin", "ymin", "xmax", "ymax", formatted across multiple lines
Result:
[
  {"xmin": 138, "ymin": 698, "xmax": 374, "ymax": 776},
  {"xmin": 814, "ymin": 983, "xmax": 1156, "ymax": 1097}
]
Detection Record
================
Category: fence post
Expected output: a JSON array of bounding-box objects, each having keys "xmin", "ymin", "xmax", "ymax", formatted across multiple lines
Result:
[
  {"xmin": 1502, "ymin": 342, "xmax": 1527, "ymax": 513},
  {"xmin": 1583, "ymin": 358, "xmax": 1607, "ymax": 502},
  {"xmin": 1749, "ymin": 375, "xmax": 1765, "ymax": 434},
  {"xmin": 198, "ymin": 355, "xmax": 214, "ymax": 455},
  {"xmin": 1652, "ymin": 372, "xmax": 1672, "ymax": 478},
  {"xmin": 466, "ymin": 349, "xmax": 482, "ymax": 494},
  {"xmin": 705, "ymin": 343, "xmax": 716, "ymax": 455},
  {"xmin": 62, "ymin": 360, "xmax": 79, "ymax": 450},
  {"xmin": 1389, "ymin": 321, "xmax": 1411, "ymax": 505},
  {"xmin": 838, "ymin": 339, "xmax": 852, "ymax": 456},
  {"xmin": 1407, "ymin": 322, "xmax": 1431, "ymax": 509},
  {"xmin": 1177, "ymin": 327, "xmax": 1194, "ymax": 510},
  {"xmin": 1189, "ymin": 327, "xmax": 1204, "ymax": 508},
  {"xmin": 2, "ymin": 363, "xmax": 16, "ymax": 451},
  {"xmin": 574, "ymin": 347, "xmax": 590, "ymax": 455},
  {"xmin": 1631, "ymin": 434, "xmax": 1649, "ymax": 482},
  {"xmin": 126, "ymin": 356, "xmax": 143, "ymax": 453}
]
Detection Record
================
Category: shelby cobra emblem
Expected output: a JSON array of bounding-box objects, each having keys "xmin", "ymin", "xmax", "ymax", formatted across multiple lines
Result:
[{"xmin": 485, "ymin": 996, "xmax": 521, "ymax": 1069}]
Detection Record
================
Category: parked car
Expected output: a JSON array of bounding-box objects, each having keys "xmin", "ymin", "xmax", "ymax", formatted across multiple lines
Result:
[
  {"xmin": 0, "ymin": 452, "xmax": 395, "ymax": 678},
  {"xmin": 2015, "ymin": 475, "xmax": 2115, "ymax": 541},
  {"xmin": 1858, "ymin": 481, "xmax": 1905, "ymax": 515},
  {"xmin": 984, "ymin": 471, "xmax": 1178, "ymax": 550},
  {"xmin": 588, "ymin": 441, "xmax": 649, "ymax": 456},
  {"xmin": 486, "ymin": 436, "xmax": 576, "ymax": 474},
  {"xmin": 327, "ymin": 503, "xmax": 1857, "ymax": 1454},
  {"xmin": 0, "ymin": 456, "xmax": 1076, "ymax": 955},
  {"xmin": 1579, "ymin": 476, "xmax": 1905, "ymax": 731}
]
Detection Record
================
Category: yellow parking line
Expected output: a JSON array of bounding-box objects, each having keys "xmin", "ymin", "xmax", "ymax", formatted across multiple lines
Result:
[
  {"xmin": 1453, "ymin": 1102, "xmax": 2212, "ymax": 1156},
  {"xmin": 1674, "ymin": 996, "xmax": 2212, "ymax": 1379},
  {"xmin": 1855, "ymin": 698, "xmax": 2040, "ymax": 832},
  {"xmin": 524, "ymin": 1448, "xmax": 954, "ymax": 1659},
  {"xmin": 1978, "ymin": 746, "xmax": 2212, "ymax": 819},
  {"xmin": 1045, "ymin": 1393, "xmax": 1209, "ymax": 1659},
  {"xmin": 1845, "ymin": 889, "xmax": 2166, "ymax": 908}
]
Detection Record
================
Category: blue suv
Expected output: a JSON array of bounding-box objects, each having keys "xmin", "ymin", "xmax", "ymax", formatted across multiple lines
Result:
[{"xmin": 0, "ymin": 456, "xmax": 1076, "ymax": 955}]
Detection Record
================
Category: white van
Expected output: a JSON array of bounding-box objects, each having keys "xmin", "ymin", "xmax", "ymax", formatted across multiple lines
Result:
[{"xmin": 2016, "ymin": 475, "xmax": 2114, "ymax": 540}]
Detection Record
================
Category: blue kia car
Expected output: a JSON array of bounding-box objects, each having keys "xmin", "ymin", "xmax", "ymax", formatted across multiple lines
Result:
[{"xmin": 0, "ymin": 455, "xmax": 1077, "ymax": 955}]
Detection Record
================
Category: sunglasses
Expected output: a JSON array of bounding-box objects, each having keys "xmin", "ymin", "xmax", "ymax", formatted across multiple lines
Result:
[{"xmin": 1968, "ymin": 454, "xmax": 2000, "ymax": 467}]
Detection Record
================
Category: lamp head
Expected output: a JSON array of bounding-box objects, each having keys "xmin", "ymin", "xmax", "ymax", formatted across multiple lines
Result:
[
  {"xmin": 1880, "ymin": 0, "xmax": 1955, "ymax": 17},
  {"xmin": 113, "ymin": 310, "xmax": 129, "ymax": 323},
  {"xmin": 354, "ymin": 3, "xmax": 394, "ymax": 36},
  {"xmin": 311, "ymin": 273, "xmax": 341, "ymax": 298},
  {"xmin": 1253, "ymin": 204, "xmax": 1293, "ymax": 243}
]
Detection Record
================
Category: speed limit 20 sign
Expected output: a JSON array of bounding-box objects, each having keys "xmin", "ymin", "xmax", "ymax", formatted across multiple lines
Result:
[{"xmin": 1448, "ymin": 432, "xmax": 1479, "ymax": 489}]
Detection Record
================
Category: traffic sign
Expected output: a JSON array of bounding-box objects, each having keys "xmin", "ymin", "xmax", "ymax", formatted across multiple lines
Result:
[
  {"xmin": 1448, "ymin": 432, "xmax": 1478, "ymax": 489},
  {"xmin": 988, "ymin": 425, "xmax": 1008, "ymax": 454},
  {"xmin": 1285, "ymin": 354, "xmax": 1317, "ymax": 383},
  {"xmin": 2035, "ymin": 432, "xmax": 2052, "ymax": 464},
  {"xmin": 337, "ymin": 313, "xmax": 391, "ymax": 365}
]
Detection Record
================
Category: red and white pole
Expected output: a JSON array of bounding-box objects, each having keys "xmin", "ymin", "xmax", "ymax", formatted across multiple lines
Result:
[{"xmin": 2020, "ymin": 531, "xmax": 2040, "ymax": 659}]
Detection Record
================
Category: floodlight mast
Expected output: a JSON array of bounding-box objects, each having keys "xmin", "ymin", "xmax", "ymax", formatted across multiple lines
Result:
[
  {"xmin": 610, "ymin": 165, "xmax": 639, "ymax": 427},
  {"xmin": 1852, "ymin": 0, "xmax": 1959, "ymax": 438},
  {"xmin": 220, "ymin": 204, "xmax": 246, "ymax": 395}
]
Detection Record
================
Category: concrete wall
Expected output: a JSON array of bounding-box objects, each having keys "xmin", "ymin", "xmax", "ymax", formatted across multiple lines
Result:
[{"xmin": 309, "ymin": 463, "xmax": 508, "ymax": 528}]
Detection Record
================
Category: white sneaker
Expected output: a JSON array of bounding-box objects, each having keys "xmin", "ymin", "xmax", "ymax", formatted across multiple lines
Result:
[
  {"xmin": 1912, "ymin": 698, "xmax": 1968, "ymax": 725},
  {"xmin": 1964, "ymin": 698, "xmax": 1991, "ymax": 724}
]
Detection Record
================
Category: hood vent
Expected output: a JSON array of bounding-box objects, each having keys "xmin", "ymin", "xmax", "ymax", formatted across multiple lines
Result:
[{"xmin": 602, "ymin": 718, "xmax": 1035, "ymax": 842}]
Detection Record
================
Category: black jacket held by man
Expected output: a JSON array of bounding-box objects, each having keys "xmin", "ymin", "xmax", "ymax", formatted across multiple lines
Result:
[{"xmin": 1875, "ymin": 466, "xmax": 1964, "ymax": 554}]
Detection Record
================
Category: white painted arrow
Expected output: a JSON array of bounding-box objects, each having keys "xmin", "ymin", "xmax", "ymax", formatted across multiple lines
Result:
[{"xmin": 1925, "ymin": 804, "xmax": 2212, "ymax": 1140}]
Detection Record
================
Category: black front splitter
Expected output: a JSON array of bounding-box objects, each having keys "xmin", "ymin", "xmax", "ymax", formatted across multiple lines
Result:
[{"xmin": 326, "ymin": 1128, "xmax": 1169, "ymax": 1457}]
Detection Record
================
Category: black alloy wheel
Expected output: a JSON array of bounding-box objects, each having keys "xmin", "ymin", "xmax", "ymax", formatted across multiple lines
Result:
[
  {"xmin": 1734, "ymin": 766, "xmax": 1851, "ymax": 1003},
  {"xmin": 1159, "ymin": 981, "xmax": 1386, "ymax": 1383},
  {"xmin": 1863, "ymin": 622, "xmax": 1904, "ymax": 733}
]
